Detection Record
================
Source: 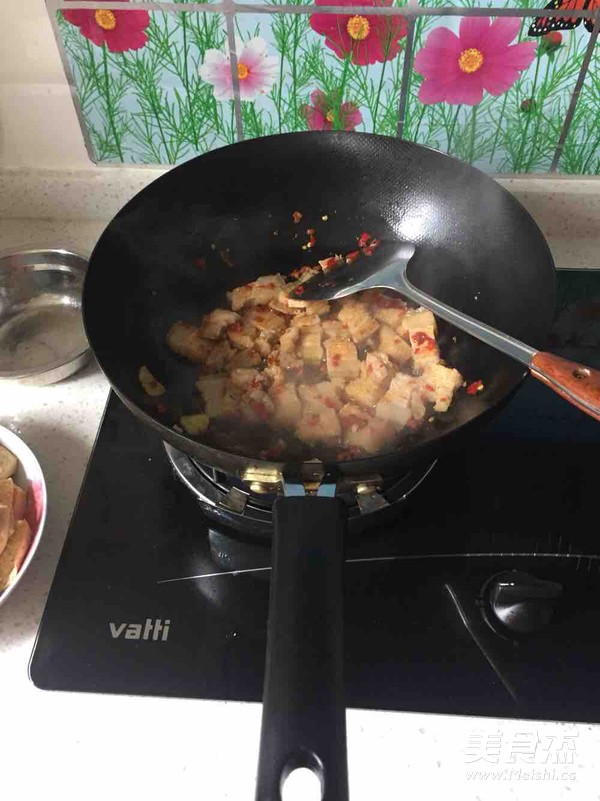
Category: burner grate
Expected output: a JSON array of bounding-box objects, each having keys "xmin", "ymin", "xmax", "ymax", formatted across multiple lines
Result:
[{"xmin": 165, "ymin": 442, "xmax": 436, "ymax": 537}]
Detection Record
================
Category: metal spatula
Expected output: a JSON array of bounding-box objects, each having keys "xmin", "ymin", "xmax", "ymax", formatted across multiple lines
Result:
[{"xmin": 296, "ymin": 240, "xmax": 600, "ymax": 422}]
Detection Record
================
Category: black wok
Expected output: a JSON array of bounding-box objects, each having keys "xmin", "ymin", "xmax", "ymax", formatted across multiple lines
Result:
[{"xmin": 84, "ymin": 133, "xmax": 555, "ymax": 801}]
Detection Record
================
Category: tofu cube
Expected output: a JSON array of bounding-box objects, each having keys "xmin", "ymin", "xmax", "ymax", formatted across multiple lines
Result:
[
  {"xmin": 344, "ymin": 418, "xmax": 395, "ymax": 453},
  {"xmin": 375, "ymin": 374, "xmax": 419, "ymax": 430},
  {"xmin": 291, "ymin": 314, "xmax": 322, "ymax": 329},
  {"xmin": 138, "ymin": 365, "xmax": 165, "ymax": 397},
  {"xmin": 278, "ymin": 350, "xmax": 304, "ymax": 373},
  {"xmin": 402, "ymin": 308, "xmax": 440, "ymax": 370},
  {"xmin": 226, "ymin": 321, "xmax": 256, "ymax": 350},
  {"xmin": 302, "ymin": 300, "xmax": 331, "ymax": 317},
  {"xmin": 299, "ymin": 329, "xmax": 323, "ymax": 364},
  {"xmin": 378, "ymin": 324, "xmax": 412, "ymax": 366},
  {"xmin": 298, "ymin": 381, "xmax": 343, "ymax": 411},
  {"xmin": 179, "ymin": 414, "xmax": 210, "ymax": 436},
  {"xmin": 196, "ymin": 375, "xmax": 237, "ymax": 417},
  {"xmin": 200, "ymin": 309, "xmax": 240, "ymax": 340},
  {"xmin": 270, "ymin": 383, "xmax": 302, "ymax": 427},
  {"xmin": 166, "ymin": 321, "xmax": 212, "ymax": 364},
  {"xmin": 263, "ymin": 363, "xmax": 284, "ymax": 386},
  {"xmin": 270, "ymin": 291, "xmax": 305, "ymax": 316},
  {"xmin": 322, "ymin": 320, "xmax": 348, "ymax": 341},
  {"xmin": 255, "ymin": 333, "xmax": 274, "ymax": 356},
  {"xmin": 239, "ymin": 388, "xmax": 275, "ymax": 423},
  {"xmin": 337, "ymin": 301, "xmax": 380, "ymax": 344},
  {"xmin": 339, "ymin": 403, "xmax": 371, "ymax": 431},
  {"xmin": 420, "ymin": 363, "xmax": 463, "ymax": 412},
  {"xmin": 374, "ymin": 307, "xmax": 407, "ymax": 331},
  {"xmin": 296, "ymin": 407, "xmax": 341, "ymax": 445},
  {"xmin": 361, "ymin": 352, "xmax": 393, "ymax": 387},
  {"xmin": 245, "ymin": 307, "xmax": 287, "ymax": 335},
  {"xmin": 229, "ymin": 368, "xmax": 263, "ymax": 392},
  {"xmin": 230, "ymin": 275, "xmax": 285, "ymax": 311},
  {"xmin": 344, "ymin": 377, "xmax": 387, "ymax": 409},
  {"xmin": 204, "ymin": 340, "xmax": 235, "ymax": 372},
  {"xmin": 229, "ymin": 348, "xmax": 262, "ymax": 369},
  {"xmin": 279, "ymin": 326, "xmax": 300, "ymax": 353},
  {"xmin": 325, "ymin": 339, "xmax": 361, "ymax": 382}
]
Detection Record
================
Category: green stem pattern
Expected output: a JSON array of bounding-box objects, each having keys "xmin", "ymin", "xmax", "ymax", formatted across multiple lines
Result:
[
  {"xmin": 180, "ymin": 12, "xmax": 199, "ymax": 148},
  {"xmin": 333, "ymin": 54, "xmax": 352, "ymax": 130},
  {"xmin": 101, "ymin": 45, "xmax": 124, "ymax": 161},
  {"xmin": 488, "ymin": 93, "xmax": 508, "ymax": 166},
  {"xmin": 446, "ymin": 104, "xmax": 462, "ymax": 155},
  {"xmin": 469, "ymin": 104, "xmax": 478, "ymax": 164},
  {"xmin": 514, "ymin": 52, "xmax": 542, "ymax": 171},
  {"xmin": 525, "ymin": 56, "xmax": 553, "ymax": 171}
]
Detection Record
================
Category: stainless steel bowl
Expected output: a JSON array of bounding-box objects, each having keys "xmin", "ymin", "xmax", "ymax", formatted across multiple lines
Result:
[{"xmin": 0, "ymin": 248, "xmax": 91, "ymax": 385}]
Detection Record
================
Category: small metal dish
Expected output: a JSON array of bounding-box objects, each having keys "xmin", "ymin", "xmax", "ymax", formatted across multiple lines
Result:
[{"xmin": 0, "ymin": 248, "xmax": 91, "ymax": 385}]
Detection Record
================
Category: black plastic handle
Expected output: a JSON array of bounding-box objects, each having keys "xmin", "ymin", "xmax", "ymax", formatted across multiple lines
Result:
[{"xmin": 255, "ymin": 495, "xmax": 349, "ymax": 801}]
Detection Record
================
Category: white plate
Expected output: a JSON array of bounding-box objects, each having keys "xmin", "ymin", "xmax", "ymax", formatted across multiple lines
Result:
[{"xmin": 0, "ymin": 425, "xmax": 47, "ymax": 607}]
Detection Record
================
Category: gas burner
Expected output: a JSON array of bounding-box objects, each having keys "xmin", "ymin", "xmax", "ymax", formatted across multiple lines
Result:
[{"xmin": 164, "ymin": 442, "xmax": 436, "ymax": 537}]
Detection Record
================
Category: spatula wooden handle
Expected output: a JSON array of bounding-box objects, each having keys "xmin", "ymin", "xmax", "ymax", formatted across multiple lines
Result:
[{"xmin": 530, "ymin": 352, "xmax": 600, "ymax": 422}]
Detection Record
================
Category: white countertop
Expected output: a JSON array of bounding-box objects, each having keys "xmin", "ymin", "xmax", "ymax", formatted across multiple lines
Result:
[{"xmin": 1, "ymin": 212, "xmax": 600, "ymax": 801}]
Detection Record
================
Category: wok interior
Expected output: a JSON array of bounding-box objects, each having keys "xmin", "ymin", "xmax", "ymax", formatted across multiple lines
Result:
[{"xmin": 84, "ymin": 133, "xmax": 555, "ymax": 475}]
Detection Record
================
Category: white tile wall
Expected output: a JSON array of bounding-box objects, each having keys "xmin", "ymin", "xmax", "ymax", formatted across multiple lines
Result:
[{"xmin": 0, "ymin": 0, "xmax": 89, "ymax": 168}]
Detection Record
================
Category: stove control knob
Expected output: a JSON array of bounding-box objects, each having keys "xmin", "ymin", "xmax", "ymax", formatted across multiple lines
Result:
[{"xmin": 481, "ymin": 571, "xmax": 563, "ymax": 635}]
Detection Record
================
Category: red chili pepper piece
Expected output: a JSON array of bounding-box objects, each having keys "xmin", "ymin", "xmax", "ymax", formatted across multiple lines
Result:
[
  {"xmin": 345, "ymin": 250, "xmax": 360, "ymax": 264},
  {"xmin": 294, "ymin": 284, "xmax": 305, "ymax": 296},
  {"xmin": 292, "ymin": 211, "xmax": 303, "ymax": 223},
  {"xmin": 362, "ymin": 239, "xmax": 380, "ymax": 256},
  {"xmin": 412, "ymin": 332, "xmax": 436, "ymax": 350},
  {"xmin": 466, "ymin": 380, "xmax": 484, "ymax": 395}
]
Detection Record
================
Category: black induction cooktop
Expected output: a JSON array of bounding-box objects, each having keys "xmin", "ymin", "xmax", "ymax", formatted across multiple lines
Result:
[{"xmin": 30, "ymin": 270, "xmax": 600, "ymax": 722}]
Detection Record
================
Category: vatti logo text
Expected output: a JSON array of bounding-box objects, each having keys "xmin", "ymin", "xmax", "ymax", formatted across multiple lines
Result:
[{"xmin": 109, "ymin": 618, "xmax": 170, "ymax": 641}]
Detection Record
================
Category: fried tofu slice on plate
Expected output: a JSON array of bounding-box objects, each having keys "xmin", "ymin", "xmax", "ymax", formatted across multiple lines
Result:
[
  {"xmin": 0, "ymin": 446, "xmax": 17, "ymax": 481},
  {"xmin": 0, "ymin": 479, "xmax": 15, "ymax": 510},
  {"xmin": 13, "ymin": 485, "xmax": 26, "ymax": 521},
  {"xmin": 0, "ymin": 520, "xmax": 32, "ymax": 592},
  {"xmin": 0, "ymin": 505, "xmax": 11, "ymax": 556}
]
